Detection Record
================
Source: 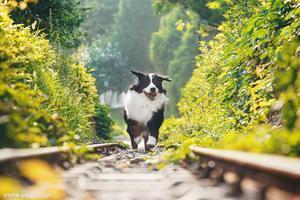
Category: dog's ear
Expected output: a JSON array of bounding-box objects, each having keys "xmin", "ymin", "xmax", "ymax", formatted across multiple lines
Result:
[
  {"xmin": 158, "ymin": 74, "xmax": 171, "ymax": 82},
  {"xmin": 131, "ymin": 70, "xmax": 145, "ymax": 78}
]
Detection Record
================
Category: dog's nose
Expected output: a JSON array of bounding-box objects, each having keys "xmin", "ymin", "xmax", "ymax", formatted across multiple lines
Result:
[{"xmin": 150, "ymin": 87, "xmax": 156, "ymax": 93}]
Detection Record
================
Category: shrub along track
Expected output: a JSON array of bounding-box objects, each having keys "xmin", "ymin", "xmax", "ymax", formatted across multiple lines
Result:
[{"xmin": 0, "ymin": 142, "xmax": 300, "ymax": 200}]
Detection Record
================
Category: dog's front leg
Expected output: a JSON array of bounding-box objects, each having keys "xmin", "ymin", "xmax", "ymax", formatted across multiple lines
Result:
[
  {"xmin": 130, "ymin": 134, "xmax": 138, "ymax": 149},
  {"xmin": 143, "ymin": 126, "xmax": 157, "ymax": 151},
  {"xmin": 126, "ymin": 119, "xmax": 143, "ymax": 149},
  {"xmin": 144, "ymin": 137, "xmax": 149, "ymax": 152},
  {"xmin": 145, "ymin": 108, "xmax": 164, "ymax": 150},
  {"xmin": 143, "ymin": 132, "xmax": 152, "ymax": 152}
]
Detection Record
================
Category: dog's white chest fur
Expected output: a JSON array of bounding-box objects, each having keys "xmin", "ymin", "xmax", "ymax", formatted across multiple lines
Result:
[{"xmin": 124, "ymin": 90, "xmax": 167, "ymax": 124}]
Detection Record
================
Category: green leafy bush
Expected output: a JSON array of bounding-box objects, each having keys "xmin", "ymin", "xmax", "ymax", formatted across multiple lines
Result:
[
  {"xmin": 150, "ymin": 7, "xmax": 183, "ymax": 74},
  {"xmin": 9, "ymin": 0, "xmax": 86, "ymax": 48},
  {"xmin": 94, "ymin": 103, "xmax": 114, "ymax": 139},
  {"xmin": 150, "ymin": 8, "xmax": 199, "ymax": 115},
  {"xmin": 153, "ymin": 0, "xmax": 225, "ymax": 26},
  {"xmin": 167, "ymin": 29, "xmax": 198, "ymax": 115},
  {"xmin": 159, "ymin": 0, "xmax": 300, "ymax": 159},
  {"xmin": 0, "ymin": 5, "xmax": 112, "ymax": 148}
]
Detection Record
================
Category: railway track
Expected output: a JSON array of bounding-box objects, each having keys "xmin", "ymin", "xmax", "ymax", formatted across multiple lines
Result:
[
  {"xmin": 0, "ymin": 143, "xmax": 120, "ymax": 163},
  {"xmin": 0, "ymin": 143, "xmax": 300, "ymax": 200},
  {"xmin": 191, "ymin": 147, "xmax": 300, "ymax": 199}
]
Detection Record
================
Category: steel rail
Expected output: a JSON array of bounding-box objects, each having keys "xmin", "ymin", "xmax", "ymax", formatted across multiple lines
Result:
[
  {"xmin": 0, "ymin": 143, "xmax": 120, "ymax": 163},
  {"xmin": 191, "ymin": 147, "xmax": 300, "ymax": 194}
]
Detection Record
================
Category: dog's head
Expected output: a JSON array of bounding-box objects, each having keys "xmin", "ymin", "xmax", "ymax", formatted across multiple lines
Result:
[{"xmin": 131, "ymin": 70, "xmax": 171, "ymax": 101}]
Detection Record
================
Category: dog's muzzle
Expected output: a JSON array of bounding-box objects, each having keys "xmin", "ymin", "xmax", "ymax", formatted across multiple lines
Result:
[{"xmin": 144, "ymin": 91, "xmax": 157, "ymax": 101}]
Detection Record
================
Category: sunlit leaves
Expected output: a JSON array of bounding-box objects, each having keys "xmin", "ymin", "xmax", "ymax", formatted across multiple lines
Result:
[
  {"xmin": 275, "ymin": 40, "xmax": 300, "ymax": 130},
  {"xmin": 159, "ymin": 0, "xmax": 300, "ymax": 161},
  {"xmin": 176, "ymin": 19, "xmax": 185, "ymax": 31},
  {"xmin": 0, "ymin": 5, "xmax": 112, "ymax": 147},
  {"xmin": 18, "ymin": 159, "xmax": 61, "ymax": 184},
  {"xmin": 206, "ymin": 1, "xmax": 221, "ymax": 9},
  {"xmin": 8, "ymin": 0, "xmax": 86, "ymax": 48},
  {"xmin": 153, "ymin": 0, "xmax": 226, "ymax": 25},
  {"xmin": 0, "ymin": 177, "xmax": 22, "ymax": 197},
  {"xmin": 0, "ymin": 159, "xmax": 66, "ymax": 200}
]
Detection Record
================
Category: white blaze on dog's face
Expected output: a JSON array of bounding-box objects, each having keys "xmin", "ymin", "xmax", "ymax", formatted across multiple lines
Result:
[
  {"xmin": 143, "ymin": 73, "xmax": 158, "ymax": 101},
  {"xmin": 144, "ymin": 73, "xmax": 156, "ymax": 93}
]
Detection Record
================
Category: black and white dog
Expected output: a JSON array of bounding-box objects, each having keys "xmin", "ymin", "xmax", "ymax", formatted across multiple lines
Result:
[{"xmin": 123, "ymin": 70, "xmax": 171, "ymax": 151}]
